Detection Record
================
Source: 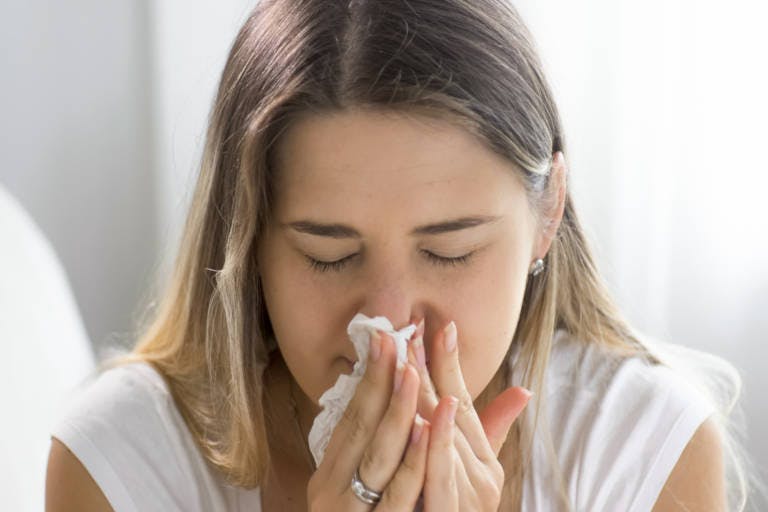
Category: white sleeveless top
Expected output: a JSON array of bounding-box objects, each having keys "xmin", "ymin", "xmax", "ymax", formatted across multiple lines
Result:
[{"xmin": 50, "ymin": 329, "xmax": 715, "ymax": 511}]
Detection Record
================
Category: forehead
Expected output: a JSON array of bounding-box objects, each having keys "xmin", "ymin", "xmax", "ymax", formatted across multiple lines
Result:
[{"xmin": 271, "ymin": 109, "xmax": 526, "ymax": 221}]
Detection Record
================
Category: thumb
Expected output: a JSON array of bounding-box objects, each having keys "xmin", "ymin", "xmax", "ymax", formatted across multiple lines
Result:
[{"xmin": 478, "ymin": 386, "xmax": 532, "ymax": 456}]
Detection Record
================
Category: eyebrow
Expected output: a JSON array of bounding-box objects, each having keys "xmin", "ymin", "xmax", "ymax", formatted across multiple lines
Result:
[{"xmin": 284, "ymin": 215, "xmax": 502, "ymax": 239}]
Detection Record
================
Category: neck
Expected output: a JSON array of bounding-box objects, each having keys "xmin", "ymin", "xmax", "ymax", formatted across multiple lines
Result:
[
  {"xmin": 264, "ymin": 352, "xmax": 318, "ymax": 472},
  {"xmin": 289, "ymin": 371, "xmax": 320, "ymax": 466}
]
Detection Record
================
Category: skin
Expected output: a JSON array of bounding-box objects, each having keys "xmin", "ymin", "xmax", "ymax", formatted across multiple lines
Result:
[
  {"xmin": 258, "ymin": 107, "xmax": 559, "ymax": 413},
  {"xmin": 257, "ymin": 108, "xmax": 564, "ymax": 509}
]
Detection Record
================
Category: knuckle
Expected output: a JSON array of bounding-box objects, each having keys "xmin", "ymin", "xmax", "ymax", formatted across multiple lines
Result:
[
  {"xmin": 474, "ymin": 464, "xmax": 504, "ymax": 507},
  {"xmin": 446, "ymin": 362, "xmax": 463, "ymax": 381},
  {"xmin": 477, "ymin": 475, "xmax": 502, "ymax": 506},
  {"xmin": 380, "ymin": 476, "xmax": 407, "ymax": 508},
  {"xmin": 490, "ymin": 459, "xmax": 505, "ymax": 485},
  {"xmin": 438, "ymin": 429, "xmax": 456, "ymax": 451},
  {"xmin": 341, "ymin": 405, "xmax": 369, "ymax": 444},
  {"xmin": 425, "ymin": 450, "xmax": 457, "ymax": 490},
  {"xmin": 457, "ymin": 390, "xmax": 475, "ymax": 416},
  {"xmin": 359, "ymin": 447, "xmax": 379, "ymax": 476},
  {"xmin": 377, "ymin": 448, "xmax": 423, "ymax": 508}
]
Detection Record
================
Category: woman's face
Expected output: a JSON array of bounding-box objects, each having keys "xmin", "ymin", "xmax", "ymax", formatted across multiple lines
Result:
[{"xmin": 258, "ymin": 109, "xmax": 543, "ymax": 404}]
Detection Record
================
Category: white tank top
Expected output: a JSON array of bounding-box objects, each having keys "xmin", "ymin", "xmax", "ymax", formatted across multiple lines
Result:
[{"xmin": 50, "ymin": 329, "xmax": 715, "ymax": 511}]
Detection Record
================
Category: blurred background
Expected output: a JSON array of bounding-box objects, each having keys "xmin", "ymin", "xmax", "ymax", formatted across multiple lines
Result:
[{"xmin": 1, "ymin": 0, "xmax": 766, "ymax": 509}]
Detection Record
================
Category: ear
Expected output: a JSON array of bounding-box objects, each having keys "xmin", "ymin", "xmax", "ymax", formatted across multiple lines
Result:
[{"xmin": 532, "ymin": 151, "xmax": 567, "ymax": 259}]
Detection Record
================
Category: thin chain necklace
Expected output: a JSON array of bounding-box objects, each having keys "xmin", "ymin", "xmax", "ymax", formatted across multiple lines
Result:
[{"xmin": 287, "ymin": 376, "xmax": 317, "ymax": 472}]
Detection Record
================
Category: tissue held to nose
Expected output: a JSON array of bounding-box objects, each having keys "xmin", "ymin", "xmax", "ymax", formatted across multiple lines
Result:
[{"xmin": 307, "ymin": 313, "xmax": 417, "ymax": 466}]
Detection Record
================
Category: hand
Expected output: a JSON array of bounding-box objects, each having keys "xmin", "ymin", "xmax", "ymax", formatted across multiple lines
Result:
[
  {"xmin": 406, "ymin": 319, "xmax": 532, "ymax": 511},
  {"xmin": 307, "ymin": 330, "xmax": 430, "ymax": 511}
]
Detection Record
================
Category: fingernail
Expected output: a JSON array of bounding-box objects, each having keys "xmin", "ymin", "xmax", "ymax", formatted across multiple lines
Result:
[
  {"xmin": 521, "ymin": 388, "xmax": 534, "ymax": 401},
  {"xmin": 447, "ymin": 396, "xmax": 459, "ymax": 424},
  {"xmin": 410, "ymin": 413, "xmax": 425, "ymax": 445},
  {"xmin": 393, "ymin": 360, "xmax": 405, "ymax": 393},
  {"xmin": 370, "ymin": 331, "xmax": 382, "ymax": 362},
  {"xmin": 412, "ymin": 335, "xmax": 426, "ymax": 369},
  {"xmin": 443, "ymin": 321, "xmax": 457, "ymax": 353}
]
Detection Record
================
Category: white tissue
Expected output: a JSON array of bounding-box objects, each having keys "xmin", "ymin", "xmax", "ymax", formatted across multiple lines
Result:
[{"xmin": 307, "ymin": 313, "xmax": 417, "ymax": 467}]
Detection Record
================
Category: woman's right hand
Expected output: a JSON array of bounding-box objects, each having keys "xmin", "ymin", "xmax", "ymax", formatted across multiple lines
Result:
[{"xmin": 307, "ymin": 329, "xmax": 430, "ymax": 511}]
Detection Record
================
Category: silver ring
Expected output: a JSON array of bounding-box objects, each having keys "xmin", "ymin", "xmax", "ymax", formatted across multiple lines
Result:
[{"xmin": 350, "ymin": 468, "xmax": 382, "ymax": 505}]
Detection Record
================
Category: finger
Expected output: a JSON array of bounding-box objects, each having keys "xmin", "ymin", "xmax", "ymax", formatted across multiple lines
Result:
[
  {"xmin": 375, "ymin": 415, "xmax": 430, "ymax": 511},
  {"xmin": 478, "ymin": 386, "xmax": 532, "ymax": 456},
  {"xmin": 428, "ymin": 321, "xmax": 496, "ymax": 463},
  {"xmin": 407, "ymin": 328, "xmax": 439, "ymax": 421},
  {"xmin": 453, "ymin": 442, "xmax": 476, "ymax": 511},
  {"xmin": 356, "ymin": 362, "xmax": 420, "ymax": 491},
  {"xmin": 322, "ymin": 331, "xmax": 397, "ymax": 483},
  {"xmin": 410, "ymin": 322, "xmax": 504, "ymax": 504},
  {"xmin": 452, "ymin": 423, "xmax": 504, "ymax": 509},
  {"xmin": 424, "ymin": 395, "xmax": 459, "ymax": 512}
]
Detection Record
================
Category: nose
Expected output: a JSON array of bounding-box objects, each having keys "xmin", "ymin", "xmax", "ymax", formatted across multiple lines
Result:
[{"xmin": 359, "ymin": 260, "xmax": 421, "ymax": 331}]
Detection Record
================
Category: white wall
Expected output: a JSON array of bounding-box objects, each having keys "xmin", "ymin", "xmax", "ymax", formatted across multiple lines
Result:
[
  {"xmin": 515, "ymin": 0, "xmax": 768, "ymax": 487},
  {"xmin": 0, "ymin": 0, "xmax": 157, "ymax": 356},
  {"xmin": 148, "ymin": 0, "xmax": 257, "ymax": 279}
]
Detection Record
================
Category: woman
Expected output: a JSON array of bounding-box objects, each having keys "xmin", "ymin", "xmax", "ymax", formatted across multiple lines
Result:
[{"xmin": 46, "ymin": 0, "xmax": 743, "ymax": 510}]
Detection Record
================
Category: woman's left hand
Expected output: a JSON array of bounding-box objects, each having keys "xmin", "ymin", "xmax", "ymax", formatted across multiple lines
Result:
[{"xmin": 406, "ymin": 319, "xmax": 532, "ymax": 511}]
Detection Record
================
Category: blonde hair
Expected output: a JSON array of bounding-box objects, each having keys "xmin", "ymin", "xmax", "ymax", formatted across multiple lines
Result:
[{"xmin": 104, "ymin": 0, "xmax": 754, "ymax": 508}]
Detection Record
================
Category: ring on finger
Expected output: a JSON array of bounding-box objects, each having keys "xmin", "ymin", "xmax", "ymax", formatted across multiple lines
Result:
[{"xmin": 350, "ymin": 467, "xmax": 383, "ymax": 505}]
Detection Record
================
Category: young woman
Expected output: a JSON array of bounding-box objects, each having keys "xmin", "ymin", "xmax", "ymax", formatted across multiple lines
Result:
[{"xmin": 46, "ymin": 0, "xmax": 745, "ymax": 510}]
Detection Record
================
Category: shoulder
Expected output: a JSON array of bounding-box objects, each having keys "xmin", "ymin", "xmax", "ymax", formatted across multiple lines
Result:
[
  {"xmin": 46, "ymin": 436, "xmax": 114, "ymax": 511},
  {"xmin": 544, "ymin": 329, "xmax": 716, "ymax": 422},
  {"xmin": 652, "ymin": 417, "xmax": 726, "ymax": 511},
  {"xmin": 525, "ymin": 330, "xmax": 719, "ymax": 511},
  {"xmin": 51, "ymin": 361, "xmax": 180, "ymax": 466},
  {"xmin": 48, "ymin": 361, "xmax": 227, "ymax": 512}
]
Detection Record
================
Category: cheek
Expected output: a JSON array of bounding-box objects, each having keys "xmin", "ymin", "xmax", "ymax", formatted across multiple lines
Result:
[
  {"xmin": 260, "ymin": 245, "xmax": 348, "ymax": 401},
  {"xmin": 261, "ymin": 236, "xmax": 341, "ymax": 339},
  {"xmin": 455, "ymin": 250, "xmax": 529, "ymax": 398}
]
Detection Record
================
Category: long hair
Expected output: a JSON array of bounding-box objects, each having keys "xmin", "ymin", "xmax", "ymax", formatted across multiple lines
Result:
[{"xmin": 106, "ymin": 0, "xmax": 750, "ymax": 509}]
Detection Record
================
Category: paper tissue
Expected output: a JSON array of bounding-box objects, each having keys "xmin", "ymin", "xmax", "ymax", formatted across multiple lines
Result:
[{"xmin": 307, "ymin": 313, "xmax": 418, "ymax": 467}]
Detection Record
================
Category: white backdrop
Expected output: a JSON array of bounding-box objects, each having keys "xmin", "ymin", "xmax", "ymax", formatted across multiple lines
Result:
[{"xmin": 514, "ymin": 0, "xmax": 768, "ymax": 485}]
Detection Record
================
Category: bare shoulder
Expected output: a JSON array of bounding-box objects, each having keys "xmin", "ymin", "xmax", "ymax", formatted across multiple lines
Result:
[
  {"xmin": 45, "ymin": 436, "xmax": 114, "ymax": 512},
  {"xmin": 652, "ymin": 417, "xmax": 726, "ymax": 512}
]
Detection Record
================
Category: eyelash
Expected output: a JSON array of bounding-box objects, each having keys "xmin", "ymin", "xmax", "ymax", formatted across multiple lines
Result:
[{"xmin": 304, "ymin": 251, "xmax": 475, "ymax": 273}]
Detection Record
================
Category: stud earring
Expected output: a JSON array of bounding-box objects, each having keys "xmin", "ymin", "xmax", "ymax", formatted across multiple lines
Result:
[{"xmin": 529, "ymin": 258, "xmax": 545, "ymax": 276}]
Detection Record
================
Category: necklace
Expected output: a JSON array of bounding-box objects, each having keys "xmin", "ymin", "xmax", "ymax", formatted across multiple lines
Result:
[{"xmin": 287, "ymin": 376, "xmax": 317, "ymax": 472}]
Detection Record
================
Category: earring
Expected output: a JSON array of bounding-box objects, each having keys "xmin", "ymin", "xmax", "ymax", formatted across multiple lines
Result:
[{"xmin": 529, "ymin": 258, "xmax": 545, "ymax": 276}]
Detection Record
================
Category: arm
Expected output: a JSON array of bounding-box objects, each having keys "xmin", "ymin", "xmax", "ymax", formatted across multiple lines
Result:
[
  {"xmin": 45, "ymin": 437, "xmax": 114, "ymax": 512},
  {"xmin": 652, "ymin": 417, "xmax": 726, "ymax": 512}
]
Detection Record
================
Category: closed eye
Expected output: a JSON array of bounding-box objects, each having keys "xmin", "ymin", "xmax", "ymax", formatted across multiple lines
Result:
[
  {"xmin": 422, "ymin": 250, "xmax": 473, "ymax": 267},
  {"xmin": 304, "ymin": 250, "xmax": 475, "ymax": 273},
  {"xmin": 304, "ymin": 253, "xmax": 357, "ymax": 273}
]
